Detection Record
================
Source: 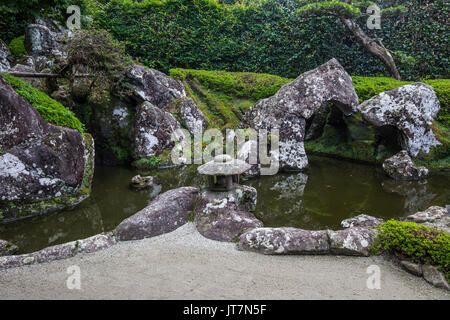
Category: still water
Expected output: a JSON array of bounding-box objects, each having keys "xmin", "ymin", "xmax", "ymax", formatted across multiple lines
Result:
[{"xmin": 1, "ymin": 156, "xmax": 448, "ymax": 253}]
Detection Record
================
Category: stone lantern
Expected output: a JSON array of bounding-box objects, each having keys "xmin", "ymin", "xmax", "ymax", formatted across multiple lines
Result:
[{"xmin": 198, "ymin": 154, "xmax": 251, "ymax": 191}]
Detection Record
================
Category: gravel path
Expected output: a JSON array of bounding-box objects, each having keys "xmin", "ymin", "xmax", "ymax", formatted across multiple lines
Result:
[{"xmin": 0, "ymin": 223, "xmax": 448, "ymax": 300}]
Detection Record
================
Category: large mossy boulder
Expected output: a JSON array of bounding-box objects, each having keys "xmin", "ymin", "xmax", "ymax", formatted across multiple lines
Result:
[
  {"xmin": 240, "ymin": 59, "xmax": 359, "ymax": 172},
  {"xmin": 133, "ymin": 101, "xmax": 181, "ymax": 159},
  {"xmin": 0, "ymin": 39, "xmax": 12, "ymax": 72},
  {"xmin": 116, "ymin": 187, "xmax": 199, "ymax": 241},
  {"xmin": 194, "ymin": 185, "xmax": 262, "ymax": 242},
  {"xmin": 383, "ymin": 150, "xmax": 429, "ymax": 180},
  {"xmin": 358, "ymin": 83, "xmax": 441, "ymax": 157},
  {"xmin": 0, "ymin": 74, "xmax": 94, "ymax": 222}
]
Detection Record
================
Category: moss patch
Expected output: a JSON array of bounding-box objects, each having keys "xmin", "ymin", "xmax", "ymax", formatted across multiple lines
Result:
[
  {"xmin": 2, "ymin": 73, "xmax": 84, "ymax": 133},
  {"xmin": 131, "ymin": 156, "xmax": 162, "ymax": 170},
  {"xmin": 8, "ymin": 35, "xmax": 27, "ymax": 58},
  {"xmin": 373, "ymin": 220, "xmax": 450, "ymax": 282},
  {"xmin": 0, "ymin": 133, "xmax": 95, "ymax": 222},
  {"xmin": 171, "ymin": 69, "xmax": 450, "ymax": 127}
]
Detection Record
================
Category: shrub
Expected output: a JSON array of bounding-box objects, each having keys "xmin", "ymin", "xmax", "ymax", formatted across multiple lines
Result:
[
  {"xmin": 170, "ymin": 68, "xmax": 291, "ymax": 101},
  {"xmin": 8, "ymin": 35, "xmax": 27, "ymax": 58},
  {"xmin": 131, "ymin": 156, "xmax": 162, "ymax": 169},
  {"xmin": 2, "ymin": 73, "xmax": 84, "ymax": 133},
  {"xmin": 171, "ymin": 68, "xmax": 449, "ymax": 126},
  {"xmin": 94, "ymin": 0, "xmax": 448, "ymax": 80},
  {"xmin": 374, "ymin": 220, "xmax": 450, "ymax": 282},
  {"xmin": 56, "ymin": 28, "xmax": 134, "ymax": 98}
]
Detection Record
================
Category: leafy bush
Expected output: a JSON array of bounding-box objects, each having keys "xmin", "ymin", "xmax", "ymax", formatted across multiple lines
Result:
[
  {"xmin": 172, "ymin": 68, "xmax": 449, "ymax": 126},
  {"xmin": 2, "ymin": 73, "xmax": 84, "ymax": 133},
  {"xmin": 131, "ymin": 156, "xmax": 162, "ymax": 169},
  {"xmin": 170, "ymin": 68, "xmax": 291, "ymax": 101},
  {"xmin": 374, "ymin": 220, "xmax": 450, "ymax": 282},
  {"xmin": 94, "ymin": 0, "xmax": 448, "ymax": 80},
  {"xmin": 8, "ymin": 35, "xmax": 27, "ymax": 58}
]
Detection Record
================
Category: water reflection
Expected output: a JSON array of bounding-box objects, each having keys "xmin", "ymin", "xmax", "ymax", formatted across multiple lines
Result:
[
  {"xmin": 381, "ymin": 179, "xmax": 437, "ymax": 214},
  {"xmin": 0, "ymin": 156, "xmax": 448, "ymax": 253}
]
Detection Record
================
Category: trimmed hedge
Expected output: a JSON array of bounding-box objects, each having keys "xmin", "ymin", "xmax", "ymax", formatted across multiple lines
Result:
[
  {"xmin": 8, "ymin": 35, "xmax": 27, "ymax": 58},
  {"xmin": 93, "ymin": 0, "xmax": 448, "ymax": 80},
  {"xmin": 171, "ymin": 68, "xmax": 450, "ymax": 126},
  {"xmin": 170, "ymin": 68, "xmax": 291, "ymax": 101},
  {"xmin": 2, "ymin": 73, "xmax": 84, "ymax": 133},
  {"xmin": 374, "ymin": 220, "xmax": 450, "ymax": 282}
]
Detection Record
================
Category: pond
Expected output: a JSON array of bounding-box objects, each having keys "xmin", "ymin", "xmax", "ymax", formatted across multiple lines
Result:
[{"xmin": 0, "ymin": 156, "xmax": 448, "ymax": 254}]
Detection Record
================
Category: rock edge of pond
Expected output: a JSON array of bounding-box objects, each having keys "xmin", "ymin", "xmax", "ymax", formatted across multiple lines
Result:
[{"xmin": 0, "ymin": 187, "xmax": 448, "ymax": 291}]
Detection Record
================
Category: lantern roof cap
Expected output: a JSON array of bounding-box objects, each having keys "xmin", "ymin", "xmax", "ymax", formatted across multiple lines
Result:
[{"xmin": 198, "ymin": 154, "xmax": 251, "ymax": 176}]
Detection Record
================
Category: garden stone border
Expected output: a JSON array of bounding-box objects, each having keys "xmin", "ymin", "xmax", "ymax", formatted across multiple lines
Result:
[{"xmin": 0, "ymin": 187, "xmax": 448, "ymax": 292}]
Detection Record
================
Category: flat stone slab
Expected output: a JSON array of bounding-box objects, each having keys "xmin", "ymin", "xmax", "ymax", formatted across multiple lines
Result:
[
  {"xmin": 0, "ymin": 239, "xmax": 18, "ymax": 256},
  {"xmin": 237, "ymin": 228, "xmax": 330, "ymax": 255},
  {"xmin": 0, "ymin": 232, "xmax": 117, "ymax": 270},
  {"xmin": 328, "ymin": 228, "xmax": 378, "ymax": 257},
  {"xmin": 340, "ymin": 214, "xmax": 384, "ymax": 229},
  {"xmin": 194, "ymin": 185, "xmax": 261, "ymax": 242},
  {"xmin": 116, "ymin": 187, "xmax": 199, "ymax": 241},
  {"xmin": 195, "ymin": 209, "xmax": 263, "ymax": 242},
  {"xmin": 422, "ymin": 264, "xmax": 450, "ymax": 291},
  {"xmin": 405, "ymin": 206, "xmax": 450, "ymax": 234}
]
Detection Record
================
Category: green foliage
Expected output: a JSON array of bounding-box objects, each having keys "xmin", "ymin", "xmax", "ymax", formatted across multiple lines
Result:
[
  {"xmin": 374, "ymin": 220, "xmax": 450, "ymax": 281},
  {"xmin": 2, "ymin": 73, "xmax": 84, "ymax": 133},
  {"xmin": 172, "ymin": 68, "xmax": 449, "ymax": 126},
  {"xmin": 8, "ymin": 35, "xmax": 27, "ymax": 58},
  {"xmin": 131, "ymin": 156, "xmax": 162, "ymax": 169},
  {"xmin": 297, "ymin": 1, "xmax": 361, "ymax": 19},
  {"xmin": 56, "ymin": 29, "xmax": 133, "ymax": 97},
  {"xmin": 170, "ymin": 68, "xmax": 290, "ymax": 101},
  {"xmin": 111, "ymin": 145, "xmax": 130, "ymax": 161},
  {"xmin": 93, "ymin": 0, "xmax": 448, "ymax": 80}
]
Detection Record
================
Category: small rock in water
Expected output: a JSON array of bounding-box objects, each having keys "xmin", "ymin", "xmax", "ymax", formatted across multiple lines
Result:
[
  {"xmin": 382, "ymin": 150, "xmax": 429, "ymax": 181},
  {"xmin": 131, "ymin": 175, "xmax": 154, "ymax": 189},
  {"xmin": 0, "ymin": 240, "xmax": 19, "ymax": 257}
]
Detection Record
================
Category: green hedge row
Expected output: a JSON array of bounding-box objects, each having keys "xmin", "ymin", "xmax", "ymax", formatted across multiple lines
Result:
[
  {"xmin": 91, "ymin": 0, "xmax": 448, "ymax": 80},
  {"xmin": 171, "ymin": 68, "xmax": 450, "ymax": 125},
  {"xmin": 375, "ymin": 220, "xmax": 450, "ymax": 282},
  {"xmin": 2, "ymin": 73, "xmax": 84, "ymax": 133}
]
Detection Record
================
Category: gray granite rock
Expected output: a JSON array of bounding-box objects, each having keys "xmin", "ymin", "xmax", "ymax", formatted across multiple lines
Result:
[
  {"xmin": 194, "ymin": 185, "xmax": 261, "ymax": 242},
  {"xmin": 237, "ymin": 228, "xmax": 330, "ymax": 255},
  {"xmin": 340, "ymin": 214, "xmax": 384, "ymax": 229},
  {"xmin": 0, "ymin": 74, "xmax": 94, "ymax": 221},
  {"xmin": 405, "ymin": 206, "xmax": 450, "ymax": 234},
  {"xmin": 133, "ymin": 101, "xmax": 181, "ymax": 159},
  {"xmin": 240, "ymin": 58, "xmax": 359, "ymax": 172},
  {"xmin": 328, "ymin": 228, "xmax": 378, "ymax": 257},
  {"xmin": 400, "ymin": 260, "xmax": 423, "ymax": 277},
  {"xmin": 0, "ymin": 239, "xmax": 18, "ymax": 256},
  {"xmin": 422, "ymin": 264, "xmax": 450, "ymax": 291},
  {"xmin": 0, "ymin": 39, "xmax": 12, "ymax": 72},
  {"xmin": 358, "ymin": 83, "xmax": 441, "ymax": 157},
  {"xmin": 116, "ymin": 187, "xmax": 199, "ymax": 241},
  {"xmin": 383, "ymin": 151, "xmax": 429, "ymax": 180},
  {"xmin": 0, "ymin": 233, "xmax": 117, "ymax": 270},
  {"xmin": 76, "ymin": 233, "xmax": 117, "ymax": 254},
  {"xmin": 125, "ymin": 64, "xmax": 186, "ymax": 108}
]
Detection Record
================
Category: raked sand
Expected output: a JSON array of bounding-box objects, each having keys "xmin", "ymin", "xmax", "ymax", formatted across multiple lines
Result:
[{"xmin": 0, "ymin": 223, "xmax": 448, "ymax": 300}]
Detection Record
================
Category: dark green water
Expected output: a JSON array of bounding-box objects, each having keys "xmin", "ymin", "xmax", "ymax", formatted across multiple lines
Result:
[{"xmin": 1, "ymin": 156, "xmax": 448, "ymax": 254}]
